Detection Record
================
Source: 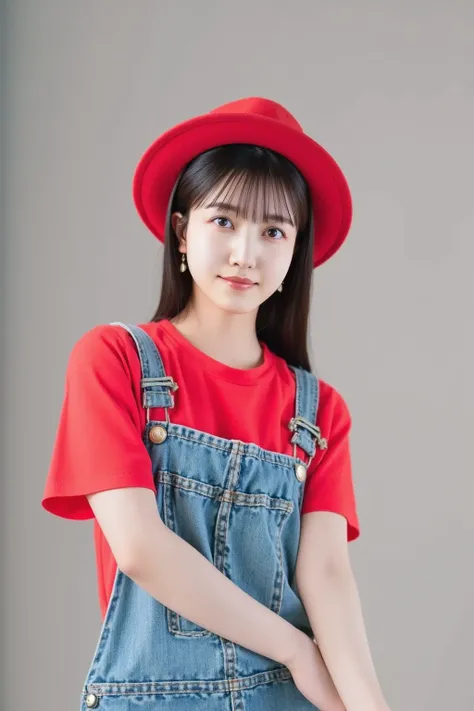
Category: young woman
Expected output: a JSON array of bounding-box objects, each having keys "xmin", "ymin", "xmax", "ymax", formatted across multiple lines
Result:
[{"xmin": 42, "ymin": 97, "xmax": 391, "ymax": 711}]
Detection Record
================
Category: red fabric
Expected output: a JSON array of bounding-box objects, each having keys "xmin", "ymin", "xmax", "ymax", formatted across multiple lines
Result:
[
  {"xmin": 132, "ymin": 97, "xmax": 353, "ymax": 268},
  {"xmin": 42, "ymin": 320, "xmax": 360, "ymax": 619}
]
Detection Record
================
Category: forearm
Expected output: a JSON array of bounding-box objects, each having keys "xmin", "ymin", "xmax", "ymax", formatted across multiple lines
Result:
[
  {"xmin": 298, "ymin": 563, "xmax": 390, "ymax": 711},
  {"xmin": 122, "ymin": 520, "xmax": 303, "ymax": 667}
]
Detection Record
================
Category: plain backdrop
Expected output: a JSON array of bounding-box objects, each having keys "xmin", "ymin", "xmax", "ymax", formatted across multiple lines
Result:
[{"xmin": 1, "ymin": 2, "xmax": 473, "ymax": 710}]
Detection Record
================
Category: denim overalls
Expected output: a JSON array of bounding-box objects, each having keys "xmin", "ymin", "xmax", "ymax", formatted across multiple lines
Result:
[{"xmin": 81, "ymin": 322, "xmax": 327, "ymax": 711}]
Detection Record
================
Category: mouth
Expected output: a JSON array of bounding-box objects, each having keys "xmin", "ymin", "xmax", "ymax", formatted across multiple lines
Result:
[{"xmin": 219, "ymin": 276, "xmax": 257, "ymax": 290}]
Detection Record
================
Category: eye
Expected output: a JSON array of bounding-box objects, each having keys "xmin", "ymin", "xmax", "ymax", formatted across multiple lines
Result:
[
  {"xmin": 265, "ymin": 227, "xmax": 285, "ymax": 240},
  {"xmin": 212, "ymin": 216, "xmax": 233, "ymax": 229}
]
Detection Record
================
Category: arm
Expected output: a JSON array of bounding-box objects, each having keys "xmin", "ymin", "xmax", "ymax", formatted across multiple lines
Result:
[
  {"xmin": 295, "ymin": 511, "xmax": 391, "ymax": 711},
  {"xmin": 87, "ymin": 486, "xmax": 304, "ymax": 667}
]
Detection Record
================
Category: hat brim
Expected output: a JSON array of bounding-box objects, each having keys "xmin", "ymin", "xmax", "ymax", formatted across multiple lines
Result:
[{"xmin": 133, "ymin": 112, "xmax": 352, "ymax": 268}]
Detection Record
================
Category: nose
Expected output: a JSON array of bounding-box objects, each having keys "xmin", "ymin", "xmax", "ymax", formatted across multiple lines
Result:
[{"xmin": 228, "ymin": 228, "xmax": 258, "ymax": 269}]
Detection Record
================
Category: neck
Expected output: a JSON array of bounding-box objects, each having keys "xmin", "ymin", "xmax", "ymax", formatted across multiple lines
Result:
[{"xmin": 169, "ymin": 308, "xmax": 263, "ymax": 370}]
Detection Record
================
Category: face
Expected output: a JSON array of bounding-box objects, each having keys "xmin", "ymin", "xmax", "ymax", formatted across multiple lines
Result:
[{"xmin": 172, "ymin": 182, "xmax": 299, "ymax": 316}]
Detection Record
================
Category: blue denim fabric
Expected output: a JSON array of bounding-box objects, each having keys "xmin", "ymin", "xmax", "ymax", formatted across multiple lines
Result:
[{"xmin": 81, "ymin": 322, "xmax": 324, "ymax": 710}]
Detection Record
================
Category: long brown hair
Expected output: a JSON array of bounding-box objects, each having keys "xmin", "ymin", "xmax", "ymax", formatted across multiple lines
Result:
[{"xmin": 149, "ymin": 144, "xmax": 315, "ymax": 371}]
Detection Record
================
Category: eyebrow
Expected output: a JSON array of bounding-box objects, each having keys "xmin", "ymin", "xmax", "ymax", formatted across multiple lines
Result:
[{"xmin": 205, "ymin": 201, "xmax": 295, "ymax": 227}]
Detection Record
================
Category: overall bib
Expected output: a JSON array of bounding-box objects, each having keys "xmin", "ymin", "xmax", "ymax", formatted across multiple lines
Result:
[{"xmin": 81, "ymin": 322, "xmax": 326, "ymax": 711}]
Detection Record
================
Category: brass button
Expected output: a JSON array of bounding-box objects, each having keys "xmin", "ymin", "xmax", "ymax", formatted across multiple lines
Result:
[
  {"xmin": 295, "ymin": 464, "xmax": 307, "ymax": 482},
  {"xmin": 85, "ymin": 694, "xmax": 99, "ymax": 708},
  {"xmin": 148, "ymin": 425, "xmax": 168, "ymax": 444}
]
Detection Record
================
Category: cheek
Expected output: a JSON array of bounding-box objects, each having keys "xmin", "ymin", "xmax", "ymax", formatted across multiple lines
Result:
[
  {"xmin": 264, "ymin": 244, "xmax": 294, "ymax": 279},
  {"xmin": 187, "ymin": 235, "xmax": 222, "ymax": 276}
]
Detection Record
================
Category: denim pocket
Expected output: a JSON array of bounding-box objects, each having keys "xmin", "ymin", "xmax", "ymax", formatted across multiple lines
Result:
[
  {"xmin": 161, "ymin": 473, "xmax": 217, "ymax": 638},
  {"xmin": 225, "ymin": 493, "xmax": 293, "ymax": 616},
  {"xmin": 160, "ymin": 470, "xmax": 293, "ymax": 637}
]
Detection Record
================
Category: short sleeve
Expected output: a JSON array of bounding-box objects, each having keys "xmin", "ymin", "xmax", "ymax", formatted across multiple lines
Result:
[
  {"xmin": 41, "ymin": 325, "xmax": 156, "ymax": 520},
  {"xmin": 301, "ymin": 384, "xmax": 360, "ymax": 541}
]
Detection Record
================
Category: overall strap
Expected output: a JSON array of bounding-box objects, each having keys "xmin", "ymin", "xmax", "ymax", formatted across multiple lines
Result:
[
  {"xmin": 288, "ymin": 365, "xmax": 327, "ymax": 466},
  {"xmin": 110, "ymin": 322, "xmax": 178, "ymax": 421}
]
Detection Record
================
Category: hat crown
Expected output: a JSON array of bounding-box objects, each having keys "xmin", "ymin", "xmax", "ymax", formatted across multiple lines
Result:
[
  {"xmin": 209, "ymin": 97, "xmax": 303, "ymax": 133},
  {"xmin": 133, "ymin": 96, "xmax": 352, "ymax": 268}
]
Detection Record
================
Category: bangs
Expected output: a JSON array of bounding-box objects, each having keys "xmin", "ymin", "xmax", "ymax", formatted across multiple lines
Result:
[{"xmin": 177, "ymin": 145, "xmax": 310, "ymax": 231}]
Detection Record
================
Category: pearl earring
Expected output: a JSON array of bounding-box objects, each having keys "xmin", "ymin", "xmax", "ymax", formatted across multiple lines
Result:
[
  {"xmin": 277, "ymin": 281, "xmax": 283, "ymax": 293},
  {"xmin": 180, "ymin": 254, "xmax": 187, "ymax": 273}
]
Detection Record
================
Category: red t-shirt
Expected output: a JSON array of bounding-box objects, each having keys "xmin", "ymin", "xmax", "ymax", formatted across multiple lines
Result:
[{"xmin": 42, "ymin": 319, "xmax": 360, "ymax": 619}]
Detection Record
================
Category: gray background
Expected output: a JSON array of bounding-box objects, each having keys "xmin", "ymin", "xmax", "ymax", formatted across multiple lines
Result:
[{"xmin": 1, "ymin": 2, "xmax": 473, "ymax": 709}]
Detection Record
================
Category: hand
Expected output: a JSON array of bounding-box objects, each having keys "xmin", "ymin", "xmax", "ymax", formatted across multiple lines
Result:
[{"xmin": 286, "ymin": 633, "xmax": 345, "ymax": 711}]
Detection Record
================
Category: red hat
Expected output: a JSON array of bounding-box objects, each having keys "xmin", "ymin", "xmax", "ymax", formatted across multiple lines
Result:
[{"xmin": 133, "ymin": 97, "xmax": 352, "ymax": 269}]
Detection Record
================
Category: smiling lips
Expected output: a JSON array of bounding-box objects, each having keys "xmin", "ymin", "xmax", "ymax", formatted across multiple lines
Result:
[{"xmin": 220, "ymin": 276, "xmax": 257, "ymax": 290}]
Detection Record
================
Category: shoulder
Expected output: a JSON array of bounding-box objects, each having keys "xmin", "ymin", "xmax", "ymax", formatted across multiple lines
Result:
[
  {"xmin": 67, "ymin": 321, "xmax": 167, "ymax": 374},
  {"xmin": 69, "ymin": 322, "xmax": 132, "ymax": 357},
  {"xmin": 65, "ymin": 324, "xmax": 135, "ymax": 380},
  {"xmin": 317, "ymin": 378, "xmax": 352, "ymax": 429},
  {"xmin": 284, "ymin": 360, "xmax": 351, "ymax": 430}
]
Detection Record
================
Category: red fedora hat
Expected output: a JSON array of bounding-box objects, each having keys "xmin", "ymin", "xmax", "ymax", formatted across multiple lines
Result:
[{"xmin": 133, "ymin": 97, "xmax": 352, "ymax": 268}]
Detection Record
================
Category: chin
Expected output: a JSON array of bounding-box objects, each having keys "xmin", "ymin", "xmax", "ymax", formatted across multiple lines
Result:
[
  {"xmin": 201, "ymin": 283, "xmax": 260, "ymax": 312},
  {"xmin": 207, "ymin": 292, "xmax": 259, "ymax": 314},
  {"xmin": 216, "ymin": 300, "xmax": 257, "ymax": 315}
]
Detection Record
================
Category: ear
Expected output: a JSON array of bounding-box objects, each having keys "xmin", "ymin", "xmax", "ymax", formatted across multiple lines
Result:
[{"xmin": 172, "ymin": 212, "xmax": 187, "ymax": 252}]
